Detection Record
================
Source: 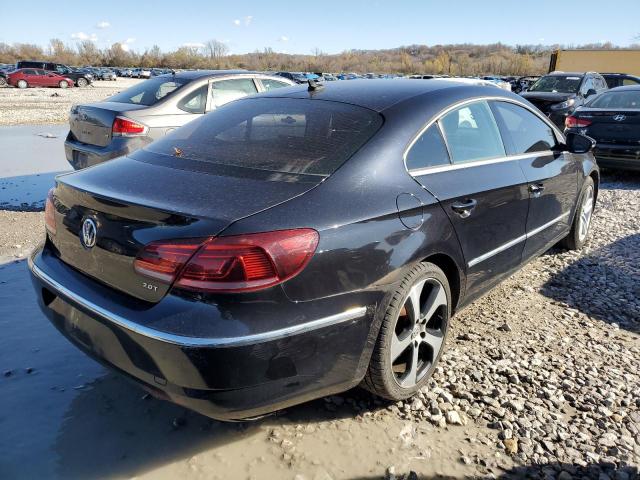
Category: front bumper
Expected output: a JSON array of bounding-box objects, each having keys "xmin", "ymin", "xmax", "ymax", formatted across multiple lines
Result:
[
  {"xmin": 594, "ymin": 144, "xmax": 640, "ymax": 171},
  {"xmin": 65, "ymin": 132, "xmax": 151, "ymax": 170},
  {"xmin": 28, "ymin": 245, "xmax": 376, "ymax": 420}
]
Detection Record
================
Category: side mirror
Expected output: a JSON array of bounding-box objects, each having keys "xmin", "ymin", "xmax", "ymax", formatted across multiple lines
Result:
[
  {"xmin": 586, "ymin": 89, "xmax": 597, "ymax": 97},
  {"xmin": 565, "ymin": 132, "xmax": 596, "ymax": 154}
]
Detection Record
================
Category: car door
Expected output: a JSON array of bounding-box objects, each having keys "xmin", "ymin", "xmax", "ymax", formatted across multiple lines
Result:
[
  {"xmin": 490, "ymin": 100, "xmax": 578, "ymax": 260},
  {"xmin": 407, "ymin": 100, "xmax": 529, "ymax": 298}
]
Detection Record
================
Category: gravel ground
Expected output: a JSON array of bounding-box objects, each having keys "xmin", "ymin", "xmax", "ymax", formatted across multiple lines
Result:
[
  {"xmin": 0, "ymin": 78, "xmax": 143, "ymax": 125},
  {"xmin": 0, "ymin": 172, "xmax": 638, "ymax": 479}
]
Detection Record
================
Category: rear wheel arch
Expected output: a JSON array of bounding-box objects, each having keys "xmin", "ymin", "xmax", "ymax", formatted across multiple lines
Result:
[
  {"xmin": 589, "ymin": 169, "xmax": 599, "ymax": 204},
  {"xmin": 419, "ymin": 253, "xmax": 463, "ymax": 315}
]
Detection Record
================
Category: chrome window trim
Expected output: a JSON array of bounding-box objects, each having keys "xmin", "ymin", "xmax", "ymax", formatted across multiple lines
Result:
[
  {"xmin": 403, "ymin": 95, "xmax": 565, "ymax": 176},
  {"xmin": 410, "ymin": 150, "xmax": 554, "ymax": 176},
  {"xmin": 29, "ymin": 259, "xmax": 367, "ymax": 348},
  {"xmin": 467, "ymin": 211, "xmax": 570, "ymax": 268}
]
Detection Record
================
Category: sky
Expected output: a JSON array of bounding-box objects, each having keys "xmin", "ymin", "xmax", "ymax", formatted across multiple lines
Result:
[{"xmin": 2, "ymin": 0, "xmax": 639, "ymax": 55}]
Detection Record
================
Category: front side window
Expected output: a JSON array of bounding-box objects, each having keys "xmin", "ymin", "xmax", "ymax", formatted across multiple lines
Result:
[
  {"xmin": 261, "ymin": 78, "xmax": 291, "ymax": 91},
  {"xmin": 492, "ymin": 101, "xmax": 556, "ymax": 154},
  {"xmin": 581, "ymin": 77, "xmax": 595, "ymax": 95},
  {"xmin": 210, "ymin": 78, "xmax": 258, "ymax": 108},
  {"xmin": 145, "ymin": 97, "xmax": 383, "ymax": 176},
  {"xmin": 406, "ymin": 124, "xmax": 450, "ymax": 170},
  {"xmin": 177, "ymin": 85, "xmax": 207, "ymax": 114},
  {"xmin": 107, "ymin": 77, "xmax": 189, "ymax": 106},
  {"xmin": 439, "ymin": 101, "xmax": 505, "ymax": 163}
]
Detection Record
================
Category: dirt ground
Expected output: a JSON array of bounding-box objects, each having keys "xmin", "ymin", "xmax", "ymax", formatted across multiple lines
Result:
[
  {"xmin": 0, "ymin": 172, "xmax": 638, "ymax": 480},
  {"xmin": 0, "ymin": 78, "xmax": 143, "ymax": 125}
]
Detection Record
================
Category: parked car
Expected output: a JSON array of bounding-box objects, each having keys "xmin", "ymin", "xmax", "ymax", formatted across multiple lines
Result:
[
  {"xmin": 275, "ymin": 71, "xmax": 308, "ymax": 83},
  {"xmin": 521, "ymin": 71, "xmax": 608, "ymax": 128},
  {"xmin": 15, "ymin": 61, "xmax": 93, "ymax": 87},
  {"xmin": 482, "ymin": 76, "xmax": 512, "ymax": 91},
  {"xmin": 31, "ymin": 80, "xmax": 599, "ymax": 421},
  {"xmin": 138, "ymin": 68, "xmax": 151, "ymax": 78},
  {"xmin": 65, "ymin": 71, "xmax": 295, "ymax": 169},
  {"xmin": 98, "ymin": 69, "xmax": 117, "ymax": 81},
  {"xmin": 601, "ymin": 73, "xmax": 640, "ymax": 89},
  {"xmin": 7, "ymin": 68, "xmax": 74, "ymax": 88},
  {"xmin": 566, "ymin": 85, "xmax": 640, "ymax": 171}
]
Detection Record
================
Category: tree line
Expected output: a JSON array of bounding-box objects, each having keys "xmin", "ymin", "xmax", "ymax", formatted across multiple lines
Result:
[{"xmin": 0, "ymin": 39, "xmax": 633, "ymax": 76}]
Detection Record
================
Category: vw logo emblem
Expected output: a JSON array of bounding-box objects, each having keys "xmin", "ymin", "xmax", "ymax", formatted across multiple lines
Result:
[
  {"xmin": 80, "ymin": 218, "xmax": 97, "ymax": 249},
  {"xmin": 613, "ymin": 114, "xmax": 626, "ymax": 122}
]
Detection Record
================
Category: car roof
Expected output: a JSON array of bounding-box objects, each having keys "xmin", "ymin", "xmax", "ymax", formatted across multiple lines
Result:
[
  {"xmin": 170, "ymin": 69, "xmax": 261, "ymax": 80},
  {"xmin": 609, "ymin": 85, "xmax": 640, "ymax": 92},
  {"xmin": 546, "ymin": 72, "xmax": 586, "ymax": 77},
  {"xmin": 253, "ymin": 78, "xmax": 515, "ymax": 112}
]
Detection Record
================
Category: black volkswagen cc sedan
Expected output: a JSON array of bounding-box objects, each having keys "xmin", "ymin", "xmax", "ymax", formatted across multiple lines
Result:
[
  {"xmin": 29, "ymin": 80, "xmax": 599, "ymax": 420},
  {"xmin": 566, "ymin": 85, "xmax": 640, "ymax": 171}
]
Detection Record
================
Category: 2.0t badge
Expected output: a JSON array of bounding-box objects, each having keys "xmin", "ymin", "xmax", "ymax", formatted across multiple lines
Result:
[{"xmin": 80, "ymin": 218, "xmax": 97, "ymax": 249}]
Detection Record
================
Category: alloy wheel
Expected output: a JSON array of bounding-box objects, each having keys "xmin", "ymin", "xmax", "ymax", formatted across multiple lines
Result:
[
  {"xmin": 578, "ymin": 185, "xmax": 594, "ymax": 243},
  {"xmin": 390, "ymin": 278, "xmax": 448, "ymax": 388}
]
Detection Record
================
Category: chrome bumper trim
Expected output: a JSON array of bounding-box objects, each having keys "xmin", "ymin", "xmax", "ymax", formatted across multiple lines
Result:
[{"xmin": 29, "ymin": 258, "xmax": 367, "ymax": 348}]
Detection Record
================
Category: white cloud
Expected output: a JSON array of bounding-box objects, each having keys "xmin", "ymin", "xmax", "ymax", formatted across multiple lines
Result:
[
  {"xmin": 71, "ymin": 32, "xmax": 98, "ymax": 42},
  {"xmin": 233, "ymin": 19, "xmax": 241, "ymax": 26},
  {"xmin": 124, "ymin": 37, "xmax": 136, "ymax": 44},
  {"xmin": 182, "ymin": 42, "xmax": 205, "ymax": 49},
  {"xmin": 118, "ymin": 38, "xmax": 136, "ymax": 52},
  {"xmin": 121, "ymin": 44, "xmax": 130, "ymax": 52},
  {"xmin": 96, "ymin": 21, "xmax": 111, "ymax": 29},
  {"xmin": 278, "ymin": 35, "xmax": 289, "ymax": 42},
  {"xmin": 244, "ymin": 15, "xmax": 253, "ymax": 26}
]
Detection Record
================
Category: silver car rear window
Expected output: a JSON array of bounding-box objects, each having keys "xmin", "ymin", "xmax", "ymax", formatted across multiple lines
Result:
[{"xmin": 107, "ymin": 76, "xmax": 190, "ymax": 106}]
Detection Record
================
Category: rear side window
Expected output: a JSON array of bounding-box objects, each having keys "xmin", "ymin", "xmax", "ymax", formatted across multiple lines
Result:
[
  {"xmin": 406, "ymin": 124, "xmax": 450, "ymax": 170},
  {"xmin": 623, "ymin": 78, "xmax": 640, "ymax": 86},
  {"xmin": 492, "ymin": 101, "xmax": 556, "ymax": 154},
  {"xmin": 145, "ymin": 97, "xmax": 383, "ymax": 176},
  {"xmin": 177, "ymin": 85, "xmax": 207, "ymax": 114},
  {"xmin": 107, "ymin": 77, "xmax": 189, "ymax": 106},
  {"xmin": 210, "ymin": 78, "xmax": 258, "ymax": 108},
  {"xmin": 439, "ymin": 101, "xmax": 505, "ymax": 163}
]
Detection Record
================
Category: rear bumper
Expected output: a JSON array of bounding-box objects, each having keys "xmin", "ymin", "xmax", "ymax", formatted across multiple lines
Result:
[
  {"xmin": 28, "ymin": 245, "xmax": 376, "ymax": 420},
  {"xmin": 594, "ymin": 145, "xmax": 640, "ymax": 171},
  {"xmin": 65, "ymin": 132, "xmax": 151, "ymax": 170}
]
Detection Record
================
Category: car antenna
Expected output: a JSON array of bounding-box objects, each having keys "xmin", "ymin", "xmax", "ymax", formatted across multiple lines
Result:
[{"xmin": 307, "ymin": 79, "xmax": 323, "ymax": 92}]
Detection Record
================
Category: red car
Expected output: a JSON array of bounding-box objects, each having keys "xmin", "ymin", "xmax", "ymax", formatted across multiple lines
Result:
[{"xmin": 7, "ymin": 68, "xmax": 74, "ymax": 89}]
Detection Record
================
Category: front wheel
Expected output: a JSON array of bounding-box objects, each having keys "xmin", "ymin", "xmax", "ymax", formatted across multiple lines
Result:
[
  {"xmin": 0, "ymin": 76, "xmax": 6, "ymax": 87},
  {"xmin": 17, "ymin": 79, "xmax": 28, "ymax": 89},
  {"xmin": 560, "ymin": 176, "xmax": 595, "ymax": 250},
  {"xmin": 363, "ymin": 262, "xmax": 451, "ymax": 401},
  {"xmin": 59, "ymin": 80, "xmax": 69, "ymax": 89},
  {"xmin": 76, "ymin": 77, "xmax": 88, "ymax": 87}
]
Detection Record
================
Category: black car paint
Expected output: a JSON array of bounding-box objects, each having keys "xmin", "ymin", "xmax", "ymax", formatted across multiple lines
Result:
[
  {"xmin": 567, "ymin": 85, "xmax": 640, "ymax": 171},
  {"xmin": 29, "ymin": 80, "xmax": 599, "ymax": 420}
]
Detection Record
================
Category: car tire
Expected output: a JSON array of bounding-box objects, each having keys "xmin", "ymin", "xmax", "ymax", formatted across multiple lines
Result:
[
  {"xmin": 363, "ymin": 262, "xmax": 451, "ymax": 401},
  {"xmin": 17, "ymin": 79, "xmax": 28, "ymax": 89},
  {"xmin": 0, "ymin": 77, "xmax": 6, "ymax": 87},
  {"xmin": 76, "ymin": 77, "xmax": 88, "ymax": 88},
  {"xmin": 59, "ymin": 80, "xmax": 69, "ymax": 89},
  {"xmin": 559, "ymin": 176, "xmax": 595, "ymax": 250}
]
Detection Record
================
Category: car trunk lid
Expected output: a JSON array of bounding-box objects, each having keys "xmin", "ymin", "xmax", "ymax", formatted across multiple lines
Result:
[
  {"xmin": 49, "ymin": 155, "xmax": 320, "ymax": 302},
  {"xmin": 69, "ymin": 102, "xmax": 148, "ymax": 147},
  {"xmin": 577, "ymin": 108, "xmax": 640, "ymax": 144}
]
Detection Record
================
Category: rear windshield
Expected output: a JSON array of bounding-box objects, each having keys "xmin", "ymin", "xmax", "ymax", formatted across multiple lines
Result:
[
  {"xmin": 528, "ymin": 75, "xmax": 582, "ymax": 94},
  {"xmin": 145, "ymin": 97, "xmax": 383, "ymax": 176},
  {"xmin": 106, "ymin": 76, "xmax": 190, "ymax": 106},
  {"xmin": 587, "ymin": 91, "xmax": 640, "ymax": 109}
]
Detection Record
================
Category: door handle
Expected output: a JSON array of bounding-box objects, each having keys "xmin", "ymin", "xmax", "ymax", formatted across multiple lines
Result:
[
  {"xmin": 451, "ymin": 199, "xmax": 477, "ymax": 218},
  {"xmin": 529, "ymin": 183, "xmax": 545, "ymax": 197}
]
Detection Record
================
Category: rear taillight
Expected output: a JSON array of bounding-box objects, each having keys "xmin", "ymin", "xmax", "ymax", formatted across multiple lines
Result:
[
  {"xmin": 112, "ymin": 116, "xmax": 148, "ymax": 136},
  {"xmin": 134, "ymin": 229, "xmax": 319, "ymax": 293},
  {"xmin": 565, "ymin": 115, "xmax": 592, "ymax": 129},
  {"xmin": 44, "ymin": 188, "xmax": 56, "ymax": 235}
]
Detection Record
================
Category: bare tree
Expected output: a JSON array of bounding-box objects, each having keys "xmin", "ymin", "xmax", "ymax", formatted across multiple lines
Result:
[{"xmin": 203, "ymin": 39, "xmax": 229, "ymax": 60}]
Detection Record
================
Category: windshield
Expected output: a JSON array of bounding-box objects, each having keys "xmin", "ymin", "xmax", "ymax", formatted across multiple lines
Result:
[
  {"xmin": 528, "ymin": 75, "xmax": 582, "ymax": 94},
  {"xmin": 145, "ymin": 97, "xmax": 383, "ymax": 176},
  {"xmin": 106, "ymin": 76, "xmax": 190, "ymax": 106},
  {"xmin": 587, "ymin": 91, "xmax": 640, "ymax": 109}
]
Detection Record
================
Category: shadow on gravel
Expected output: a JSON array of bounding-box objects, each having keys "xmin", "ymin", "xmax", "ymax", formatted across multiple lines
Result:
[
  {"xmin": 541, "ymin": 233, "xmax": 640, "ymax": 333},
  {"xmin": 599, "ymin": 169, "xmax": 640, "ymax": 189}
]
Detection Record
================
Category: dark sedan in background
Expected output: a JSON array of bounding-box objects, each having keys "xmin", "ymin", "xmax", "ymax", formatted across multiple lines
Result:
[
  {"xmin": 64, "ymin": 70, "xmax": 294, "ymax": 169},
  {"xmin": 522, "ymin": 71, "xmax": 608, "ymax": 127},
  {"xmin": 30, "ymin": 80, "xmax": 598, "ymax": 420},
  {"xmin": 566, "ymin": 85, "xmax": 640, "ymax": 170}
]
